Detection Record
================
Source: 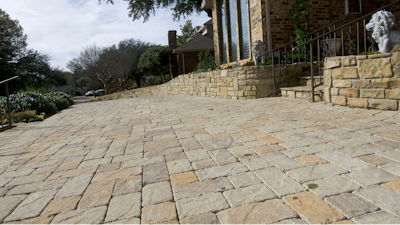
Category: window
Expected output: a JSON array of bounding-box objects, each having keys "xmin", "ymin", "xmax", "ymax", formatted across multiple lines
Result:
[
  {"xmin": 227, "ymin": 0, "xmax": 237, "ymax": 62},
  {"xmin": 218, "ymin": 0, "xmax": 227, "ymax": 64},
  {"xmin": 238, "ymin": 0, "xmax": 250, "ymax": 59},
  {"xmin": 218, "ymin": 0, "xmax": 250, "ymax": 64},
  {"xmin": 345, "ymin": 0, "xmax": 362, "ymax": 15}
]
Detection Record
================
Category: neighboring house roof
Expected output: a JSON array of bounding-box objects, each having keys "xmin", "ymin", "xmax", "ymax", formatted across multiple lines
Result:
[{"xmin": 174, "ymin": 33, "xmax": 214, "ymax": 53}]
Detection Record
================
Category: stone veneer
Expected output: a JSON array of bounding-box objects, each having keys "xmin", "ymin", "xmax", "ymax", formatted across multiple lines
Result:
[
  {"xmin": 324, "ymin": 53, "xmax": 400, "ymax": 111},
  {"xmin": 89, "ymin": 64, "xmax": 302, "ymax": 102}
]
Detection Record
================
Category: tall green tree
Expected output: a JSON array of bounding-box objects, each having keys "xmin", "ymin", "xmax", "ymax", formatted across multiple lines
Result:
[
  {"xmin": 117, "ymin": 38, "xmax": 152, "ymax": 87},
  {"xmin": 99, "ymin": 0, "xmax": 203, "ymax": 22},
  {"xmin": 138, "ymin": 46, "xmax": 170, "ymax": 84},
  {"xmin": 0, "ymin": 9, "xmax": 28, "ymax": 93},
  {"xmin": 177, "ymin": 20, "xmax": 196, "ymax": 46}
]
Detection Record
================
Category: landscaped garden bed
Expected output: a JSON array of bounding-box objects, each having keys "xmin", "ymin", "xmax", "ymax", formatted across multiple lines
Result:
[{"xmin": 0, "ymin": 91, "xmax": 74, "ymax": 124}]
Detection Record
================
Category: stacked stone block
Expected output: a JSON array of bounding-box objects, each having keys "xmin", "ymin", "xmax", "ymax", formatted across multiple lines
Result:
[
  {"xmin": 89, "ymin": 64, "xmax": 301, "ymax": 103},
  {"xmin": 324, "ymin": 53, "xmax": 400, "ymax": 111}
]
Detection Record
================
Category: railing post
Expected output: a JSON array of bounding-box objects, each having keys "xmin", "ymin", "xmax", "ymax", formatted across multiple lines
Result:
[
  {"xmin": 310, "ymin": 42, "xmax": 314, "ymax": 102},
  {"xmin": 5, "ymin": 82, "xmax": 12, "ymax": 128},
  {"xmin": 272, "ymin": 52, "xmax": 276, "ymax": 97}
]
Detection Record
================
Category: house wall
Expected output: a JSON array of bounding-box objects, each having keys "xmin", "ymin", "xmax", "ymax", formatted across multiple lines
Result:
[{"xmin": 213, "ymin": 0, "xmax": 400, "ymax": 67}]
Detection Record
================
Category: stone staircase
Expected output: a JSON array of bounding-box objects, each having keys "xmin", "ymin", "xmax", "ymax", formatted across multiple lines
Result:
[{"xmin": 280, "ymin": 65, "xmax": 324, "ymax": 102}]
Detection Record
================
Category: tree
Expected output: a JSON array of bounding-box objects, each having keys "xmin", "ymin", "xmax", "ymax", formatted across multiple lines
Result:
[
  {"xmin": 0, "ymin": 9, "xmax": 28, "ymax": 93},
  {"xmin": 67, "ymin": 45, "xmax": 134, "ymax": 94},
  {"xmin": 17, "ymin": 50, "xmax": 67, "ymax": 89},
  {"xmin": 99, "ymin": 0, "xmax": 204, "ymax": 22},
  {"xmin": 138, "ymin": 46, "xmax": 170, "ymax": 84},
  {"xmin": 177, "ymin": 20, "xmax": 196, "ymax": 46},
  {"xmin": 117, "ymin": 38, "xmax": 153, "ymax": 87}
]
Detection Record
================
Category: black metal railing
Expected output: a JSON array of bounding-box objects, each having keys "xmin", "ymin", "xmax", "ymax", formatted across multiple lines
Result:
[
  {"xmin": 262, "ymin": 0, "xmax": 400, "ymax": 102},
  {"xmin": 0, "ymin": 76, "xmax": 19, "ymax": 131}
]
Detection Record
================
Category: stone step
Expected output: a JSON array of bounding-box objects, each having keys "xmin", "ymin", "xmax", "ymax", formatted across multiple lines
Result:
[
  {"xmin": 280, "ymin": 85, "xmax": 324, "ymax": 102},
  {"xmin": 299, "ymin": 76, "xmax": 324, "ymax": 86}
]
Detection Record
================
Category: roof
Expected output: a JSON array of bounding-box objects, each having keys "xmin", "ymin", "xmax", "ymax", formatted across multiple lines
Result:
[{"xmin": 174, "ymin": 33, "xmax": 214, "ymax": 53}]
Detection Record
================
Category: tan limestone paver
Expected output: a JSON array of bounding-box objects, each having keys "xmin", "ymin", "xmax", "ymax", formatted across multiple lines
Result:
[
  {"xmin": 170, "ymin": 171, "xmax": 198, "ymax": 186},
  {"xmin": 382, "ymin": 179, "xmax": 400, "ymax": 194},
  {"xmin": 294, "ymin": 155, "xmax": 327, "ymax": 166},
  {"xmin": 283, "ymin": 191, "xmax": 344, "ymax": 224},
  {"xmin": 1, "ymin": 95, "xmax": 400, "ymax": 223}
]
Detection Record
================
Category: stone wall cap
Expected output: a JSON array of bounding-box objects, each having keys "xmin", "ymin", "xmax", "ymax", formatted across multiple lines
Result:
[
  {"xmin": 356, "ymin": 55, "xmax": 368, "ymax": 60},
  {"xmin": 368, "ymin": 53, "xmax": 392, "ymax": 59},
  {"xmin": 326, "ymin": 56, "xmax": 342, "ymax": 61}
]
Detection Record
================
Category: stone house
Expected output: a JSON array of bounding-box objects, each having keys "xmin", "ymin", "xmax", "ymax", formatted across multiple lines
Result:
[{"xmin": 201, "ymin": 0, "xmax": 400, "ymax": 67}]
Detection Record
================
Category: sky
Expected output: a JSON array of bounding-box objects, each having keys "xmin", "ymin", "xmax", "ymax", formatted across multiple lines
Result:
[{"xmin": 1, "ymin": 0, "xmax": 211, "ymax": 71}]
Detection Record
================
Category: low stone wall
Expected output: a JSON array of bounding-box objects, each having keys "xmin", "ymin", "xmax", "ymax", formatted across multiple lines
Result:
[
  {"xmin": 324, "ymin": 53, "xmax": 400, "ymax": 111},
  {"xmin": 89, "ymin": 64, "xmax": 303, "ymax": 102}
]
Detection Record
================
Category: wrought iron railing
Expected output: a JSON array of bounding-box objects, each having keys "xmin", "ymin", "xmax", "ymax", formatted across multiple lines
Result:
[
  {"xmin": 262, "ymin": 0, "xmax": 400, "ymax": 102},
  {"xmin": 0, "ymin": 76, "xmax": 19, "ymax": 131}
]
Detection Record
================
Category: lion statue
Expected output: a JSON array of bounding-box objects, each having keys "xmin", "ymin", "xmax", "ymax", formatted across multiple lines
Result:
[
  {"xmin": 366, "ymin": 10, "xmax": 400, "ymax": 53},
  {"xmin": 252, "ymin": 40, "xmax": 266, "ymax": 64}
]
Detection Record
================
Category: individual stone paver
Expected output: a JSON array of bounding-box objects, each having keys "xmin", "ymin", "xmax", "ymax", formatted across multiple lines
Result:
[
  {"xmin": 176, "ymin": 192, "xmax": 229, "ymax": 219},
  {"xmin": 216, "ymin": 199, "xmax": 297, "ymax": 224},
  {"xmin": 274, "ymin": 218, "xmax": 307, "ymax": 224},
  {"xmin": 381, "ymin": 162, "xmax": 400, "ymax": 176},
  {"xmin": 287, "ymin": 163, "xmax": 348, "ymax": 183},
  {"xmin": 283, "ymin": 191, "xmax": 344, "ymax": 224},
  {"xmin": 223, "ymin": 183, "xmax": 276, "ymax": 207},
  {"xmin": 143, "ymin": 162, "xmax": 169, "ymax": 185},
  {"xmin": 294, "ymin": 155, "xmax": 327, "ymax": 166},
  {"xmin": 167, "ymin": 159, "xmax": 193, "ymax": 175},
  {"xmin": 0, "ymin": 195, "xmax": 26, "ymax": 222},
  {"xmin": 170, "ymin": 171, "xmax": 198, "ymax": 186},
  {"xmin": 325, "ymin": 193, "xmax": 378, "ymax": 218},
  {"xmin": 382, "ymin": 179, "xmax": 400, "ymax": 194},
  {"xmin": 2, "ymin": 95, "xmax": 400, "ymax": 223},
  {"xmin": 352, "ymin": 210, "xmax": 400, "ymax": 224},
  {"xmin": 55, "ymin": 174, "xmax": 93, "ymax": 199},
  {"xmin": 240, "ymin": 155, "xmax": 272, "ymax": 170},
  {"xmin": 208, "ymin": 149, "xmax": 237, "ymax": 166},
  {"xmin": 4, "ymin": 189, "xmax": 57, "ymax": 222},
  {"xmin": 343, "ymin": 167, "xmax": 398, "ymax": 187},
  {"xmin": 191, "ymin": 158, "xmax": 217, "ymax": 170},
  {"xmin": 78, "ymin": 179, "xmax": 115, "ymax": 209},
  {"xmin": 255, "ymin": 167, "xmax": 306, "ymax": 197},
  {"xmin": 185, "ymin": 149, "xmax": 210, "ymax": 162},
  {"xmin": 355, "ymin": 185, "xmax": 400, "ymax": 217},
  {"xmin": 51, "ymin": 205, "xmax": 107, "ymax": 224},
  {"xmin": 180, "ymin": 212, "xmax": 219, "ymax": 224},
  {"xmin": 105, "ymin": 193, "xmax": 141, "ymax": 223},
  {"xmin": 172, "ymin": 177, "xmax": 233, "ymax": 200},
  {"xmin": 355, "ymin": 154, "xmax": 394, "ymax": 166},
  {"xmin": 113, "ymin": 176, "xmax": 142, "ymax": 195},
  {"xmin": 303, "ymin": 175, "xmax": 360, "ymax": 198},
  {"xmin": 41, "ymin": 196, "xmax": 81, "ymax": 217},
  {"xmin": 316, "ymin": 150, "xmax": 371, "ymax": 171},
  {"xmin": 227, "ymin": 171, "xmax": 262, "ymax": 188},
  {"xmin": 141, "ymin": 202, "xmax": 177, "ymax": 224},
  {"xmin": 262, "ymin": 152, "xmax": 304, "ymax": 171},
  {"xmin": 91, "ymin": 167, "xmax": 141, "ymax": 183},
  {"xmin": 196, "ymin": 162, "xmax": 248, "ymax": 181},
  {"xmin": 142, "ymin": 181, "xmax": 173, "ymax": 207}
]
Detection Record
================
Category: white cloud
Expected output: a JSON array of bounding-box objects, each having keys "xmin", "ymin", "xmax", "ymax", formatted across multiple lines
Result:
[{"xmin": 1, "ymin": 0, "xmax": 210, "ymax": 70}]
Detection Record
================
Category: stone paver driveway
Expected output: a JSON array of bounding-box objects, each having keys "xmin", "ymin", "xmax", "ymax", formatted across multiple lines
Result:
[{"xmin": 1, "ymin": 95, "xmax": 400, "ymax": 224}]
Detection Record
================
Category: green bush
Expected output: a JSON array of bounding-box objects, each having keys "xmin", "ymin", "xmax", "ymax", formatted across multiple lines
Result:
[
  {"xmin": 0, "ymin": 91, "xmax": 73, "ymax": 116},
  {"xmin": 196, "ymin": 49, "xmax": 216, "ymax": 72}
]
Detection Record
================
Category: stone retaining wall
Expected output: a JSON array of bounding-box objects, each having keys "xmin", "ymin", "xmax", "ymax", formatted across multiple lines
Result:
[
  {"xmin": 324, "ymin": 53, "xmax": 400, "ymax": 111},
  {"xmin": 89, "ymin": 64, "xmax": 303, "ymax": 102}
]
